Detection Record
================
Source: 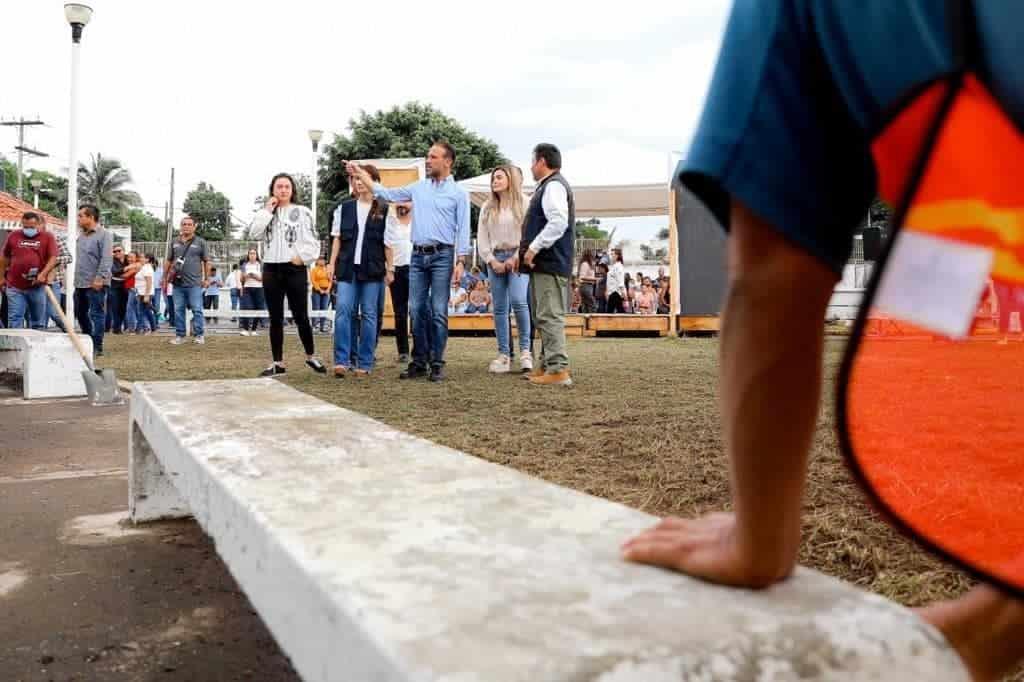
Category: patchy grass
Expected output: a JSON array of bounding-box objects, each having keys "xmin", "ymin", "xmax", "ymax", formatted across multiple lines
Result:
[{"xmin": 101, "ymin": 332, "xmax": 972, "ymax": 608}]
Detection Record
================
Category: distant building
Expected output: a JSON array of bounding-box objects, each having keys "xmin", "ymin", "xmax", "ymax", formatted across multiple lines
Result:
[
  {"xmin": 0, "ymin": 189, "xmax": 66, "ymax": 233},
  {"xmin": 0, "ymin": 190, "xmax": 67, "ymax": 250}
]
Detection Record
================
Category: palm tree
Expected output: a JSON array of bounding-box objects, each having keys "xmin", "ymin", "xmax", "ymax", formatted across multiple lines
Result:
[{"xmin": 77, "ymin": 153, "xmax": 143, "ymax": 213}]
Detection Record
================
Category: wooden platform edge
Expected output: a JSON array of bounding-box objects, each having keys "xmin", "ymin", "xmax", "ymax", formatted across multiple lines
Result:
[{"xmin": 677, "ymin": 316, "xmax": 721, "ymax": 333}]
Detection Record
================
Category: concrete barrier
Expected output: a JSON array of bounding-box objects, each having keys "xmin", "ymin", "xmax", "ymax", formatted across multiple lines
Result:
[
  {"xmin": 0, "ymin": 329, "xmax": 91, "ymax": 399},
  {"xmin": 129, "ymin": 378, "xmax": 968, "ymax": 682}
]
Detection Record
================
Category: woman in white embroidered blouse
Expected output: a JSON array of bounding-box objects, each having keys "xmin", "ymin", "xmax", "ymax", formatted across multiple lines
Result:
[
  {"xmin": 248, "ymin": 173, "xmax": 326, "ymax": 377},
  {"xmin": 477, "ymin": 165, "xmax": 533, "ymax": 374},
  {"xmin": 606, "ymin": 248, "xmax": 627, "ymax": 314}
]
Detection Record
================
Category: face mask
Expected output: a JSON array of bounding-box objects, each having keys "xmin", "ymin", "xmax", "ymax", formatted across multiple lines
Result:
[{"xmin": 22, "ymin": 228, "xmax": 38, "ymax": 237}]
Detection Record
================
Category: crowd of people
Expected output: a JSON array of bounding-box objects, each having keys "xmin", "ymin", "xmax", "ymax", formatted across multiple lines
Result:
[{"xmin": 569, "ymin": 252, "xmax": 671, "ymax": 315}]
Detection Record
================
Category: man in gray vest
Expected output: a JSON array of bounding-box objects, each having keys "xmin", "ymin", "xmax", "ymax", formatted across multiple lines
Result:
[{"xmin": 520, "ymin": 143, "xmax": 574, "ymax": 386}]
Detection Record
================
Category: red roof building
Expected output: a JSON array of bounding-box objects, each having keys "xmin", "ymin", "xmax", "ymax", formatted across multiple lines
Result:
[{"xmin": 0, "ymin": 190, "xmax": 66, "ymax": 232}]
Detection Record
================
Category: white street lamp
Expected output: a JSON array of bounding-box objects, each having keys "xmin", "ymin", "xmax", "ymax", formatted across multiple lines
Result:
[
  {"xmin": 30, "ymin": 177, "xmax": 42, "ymax": 209},
  {"xmin": 64, "ymin": 3, "xmax": 92, "ymax": 326},
  {"xmin": 308, "ymin": 129, "xmax": 323, "ymax": 231}
]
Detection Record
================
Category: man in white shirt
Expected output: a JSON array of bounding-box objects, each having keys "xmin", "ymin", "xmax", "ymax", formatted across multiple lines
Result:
[{"xmin": 519, "ymin": 143, "xmax": 575, "ymax": 386}]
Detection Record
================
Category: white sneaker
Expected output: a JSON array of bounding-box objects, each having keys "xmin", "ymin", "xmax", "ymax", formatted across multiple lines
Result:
[
  {"xmin": 519, "ymin": 351, "xmax": 534, "ymax": 372},
  {"xmin": 194, "ymin": 336, "xmax": 205, "ymax": 345},
  {"xmin": 240, "ymin": 330, "xmax": 249, "ymax": 337},
  {"xmin": 170, "ymin": 337, "xmax": 184, "ymax": 345},
  {"xmin": 488, "ymin": 354, "xmax": 511, "ymax": 374}
]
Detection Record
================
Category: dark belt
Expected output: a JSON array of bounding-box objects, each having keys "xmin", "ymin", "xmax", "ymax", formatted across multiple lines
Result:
[{"xmin": 412, "ymin": 243, "xmax": 452, "ymax": 255}]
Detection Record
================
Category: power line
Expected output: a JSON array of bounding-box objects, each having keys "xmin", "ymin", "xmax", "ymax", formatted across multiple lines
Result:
[{"xmin": 1, "ymin": 116, "xmax": 47, "ymax": 200}]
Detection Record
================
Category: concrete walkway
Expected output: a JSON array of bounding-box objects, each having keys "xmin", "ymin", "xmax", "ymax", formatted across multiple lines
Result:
[{"xmin": 0, "ymin": 383, "xmax": 299, "ymax": 681}]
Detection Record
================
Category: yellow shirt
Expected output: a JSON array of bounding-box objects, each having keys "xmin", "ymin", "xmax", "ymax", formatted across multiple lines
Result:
[{"xmin": 311, "ymin": 265, "xmax": 331, "ymax": 293}]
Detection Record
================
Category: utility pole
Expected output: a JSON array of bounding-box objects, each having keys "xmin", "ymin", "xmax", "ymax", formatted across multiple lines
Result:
[
  {"xmin": 1, "ymin": 117, "xmax": 47, "ymax": 199},
  {"xmin": 164, "ymin": 167, "xmax": 175, "ymax": 249}
]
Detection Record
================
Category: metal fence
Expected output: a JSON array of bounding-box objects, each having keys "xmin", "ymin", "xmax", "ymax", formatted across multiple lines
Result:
[{"xmin": 132, "ymin": 240, "xmax": 265, "ymax": 274}]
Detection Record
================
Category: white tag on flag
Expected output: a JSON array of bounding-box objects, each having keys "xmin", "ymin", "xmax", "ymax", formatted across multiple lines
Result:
[{"xmin": 873, "ymin": 230, "xmax": 993, "ymax": 339}]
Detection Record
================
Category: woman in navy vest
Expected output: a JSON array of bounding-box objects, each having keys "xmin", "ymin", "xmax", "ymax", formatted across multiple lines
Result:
[{"xmin": 328, "ymin": 164, "xmax": 390, "ymax": 377}]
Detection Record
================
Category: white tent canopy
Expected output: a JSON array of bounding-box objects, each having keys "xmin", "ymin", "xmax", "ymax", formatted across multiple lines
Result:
[{"xmin": 458, "ymin": 141, "xmax": 676, "ymax": 218}]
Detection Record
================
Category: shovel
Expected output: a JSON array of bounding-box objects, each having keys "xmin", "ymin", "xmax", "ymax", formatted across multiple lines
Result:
[{"xmin": 43, "ymin": 284, "xmax": 124, "ymax": 406}]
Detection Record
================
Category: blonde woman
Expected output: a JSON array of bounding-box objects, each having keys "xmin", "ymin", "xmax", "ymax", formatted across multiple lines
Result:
[{"xmin": 477, "ymin": 165, "xmax": 532, "ymax": 373}]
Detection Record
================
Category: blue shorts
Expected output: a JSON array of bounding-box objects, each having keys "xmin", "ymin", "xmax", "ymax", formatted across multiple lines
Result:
[{"xmin": 678, "ymin": 0, "xmax": 1024, "ymax": 274}]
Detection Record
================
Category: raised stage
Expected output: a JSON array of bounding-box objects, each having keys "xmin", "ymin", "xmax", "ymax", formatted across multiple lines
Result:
[{"xmin": 379, "ymin": 314, "xmax": 720, "ymax": 337}]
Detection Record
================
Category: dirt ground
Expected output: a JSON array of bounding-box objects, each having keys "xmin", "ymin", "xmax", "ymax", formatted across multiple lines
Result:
[
  {"xmin": 0, "ymin": 385, "xmax": 299, "ymax": 681},
  {"xmin": 98, "ymin": 331, "xmax": 974, "ymax": 608}
]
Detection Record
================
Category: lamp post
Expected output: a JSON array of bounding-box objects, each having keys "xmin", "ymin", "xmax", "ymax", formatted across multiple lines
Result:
[
  {"xmin": 308, "ymin": 129, "xmax": 323, "ymax": 231},
  {"xmin": 64, "ymin": 3, "xmax": 93, "ymax": 326},
  {"xmin": 30, "ymin": 177, "xmax": 42, "ymax": 209}
]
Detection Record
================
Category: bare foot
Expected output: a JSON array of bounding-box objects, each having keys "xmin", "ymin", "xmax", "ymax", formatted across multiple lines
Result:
[
  {"xmin": 917, "ymin": 585, "xmax": 1024, "ymax": 682},
  {"xmin": 621, "ymin": 512, "xmax": 794, "ymax": 589}
]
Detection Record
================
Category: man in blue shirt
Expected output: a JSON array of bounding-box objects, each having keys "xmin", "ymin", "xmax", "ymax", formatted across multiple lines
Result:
[{"xmin": 346, "ymin": 141, "xmax": 471, "ymax": 382}]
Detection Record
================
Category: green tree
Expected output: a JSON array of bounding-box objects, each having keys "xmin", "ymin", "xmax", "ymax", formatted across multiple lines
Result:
[
  {"xmin": 292, "ymin": 173, "xmax": 312, "ymax": 210},
  {"xmin": 77, "ymin": 153, "xmax": 143, "ymax": 213},
  {"xmin": 869, "ymin": 196, "xmax": 891, "ymax": 229},
  {"xmin": 112, "ymin": 207, "xmax": 166, "ymax": 242},
  {"xmin": 575, "ymin": 218, "xmax": 609, "ymax": 240},
  {"xmin": 183, "ymin": 181, "xmax": 232, "ymax": 241},
  {"xmin": 0, "ymin": 156, "xmax": 68, "ymax": 218},
  {"xmin": 319, "ymin": 102, "xmax": 507, "ymax": 240}
]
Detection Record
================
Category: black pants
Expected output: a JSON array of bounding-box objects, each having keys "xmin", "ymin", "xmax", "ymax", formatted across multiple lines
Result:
[
  {"xmin": 108, "ymin": 286, "xmax": 128, "ymax": 332},
  {"xmin": 204, "ymin": 294, "xmax": 219, "ymax": 323},
  {"xmin": 389, "ymin": 265, "xmax": 410, "ymax": 356},
  {"xmin": 262, "ymin": 262, "xmax": 314, "ymax": 362},
  {"xmin": 607, "ymin": 292, "xmax": 625, "ymax": 314}
]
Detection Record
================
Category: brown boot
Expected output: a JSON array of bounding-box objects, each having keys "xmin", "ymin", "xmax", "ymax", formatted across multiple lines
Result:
[
  {"xmin": 521, "ymin": 368, "xmax": 545, "ymax": 381},
  {"xmin": 528, "ymin": 370, "xmax": 572, "ymax": 386}
]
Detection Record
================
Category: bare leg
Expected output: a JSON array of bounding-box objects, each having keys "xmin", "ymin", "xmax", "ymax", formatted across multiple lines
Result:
[
  {"xmin": 623, "ymin": 200, "xmax": 837, "ymax": 587},
  {"xmin": 621, "ymin": 200, "xmax": 1024, "ymax": 678},
  {"xmin": 918, "ymin": 585, "xmax": 1024, "ymax": 682}
]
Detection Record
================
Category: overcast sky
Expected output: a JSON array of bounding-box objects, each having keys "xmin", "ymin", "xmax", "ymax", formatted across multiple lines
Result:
[{"xmin": 4, "ymin": 0, "xmax": 730, "ymax": 239}]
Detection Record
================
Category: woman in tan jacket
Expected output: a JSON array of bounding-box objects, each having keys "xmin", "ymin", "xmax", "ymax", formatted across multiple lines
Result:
[{"xmin": 477, "ymin": 165, "xmax": 533, "ymax": 374}]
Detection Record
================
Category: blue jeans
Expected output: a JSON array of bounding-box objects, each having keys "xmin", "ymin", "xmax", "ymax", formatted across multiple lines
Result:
[
  {"xmin": 488, "ymin": 250, "xmax": 531, "ymax": 356},
  {"xmin": 311, "ymin": 291, "xmax": 330, "ymax": 332},
  {"xmin": 6, "ymin": 285, "xmax": 47, "ymax": 330},
  {"xmin": 333, "ymin": 279, "xmax": 382, "ymax": 370},
  {"xmin": 47, "ymin": 282, "xmax": 67, "ymax": 331},
  {"xmin": 240, "ymin": 287, "xmax": 265, "ymax": 331},
  {"xmin": 409, "ymin": 246, "xmax": 454, "ymax": 369},
  {"xmin": 230, "ymin": 289, "xmax": 240, "ymax": 324},
  {"xmin": 74, "ymin": 287, "xmax": 107, "ymax": 352},
  {"xmin": 172, "ymin": 286, "xmax": 205, "ymax": 338},
  {"xmin": 135, "ymin": 294, "xmax": 157, "ymax": 332},
  {"xmin": 124, "ymin": 289, "xmax": 137, "ymax": 330}
]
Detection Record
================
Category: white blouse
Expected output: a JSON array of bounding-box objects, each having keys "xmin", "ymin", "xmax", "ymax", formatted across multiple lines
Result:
[
  {"xmin": 384, "ymin": 214, "xmax": 412, "ymax": 268},
  {"xmin": 607, "ymin": 262, "xmax": 626, "ymax": 296},
  {"xmin": 249, "ymin": 204, "xmax": 321, "ymax": 265}
]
